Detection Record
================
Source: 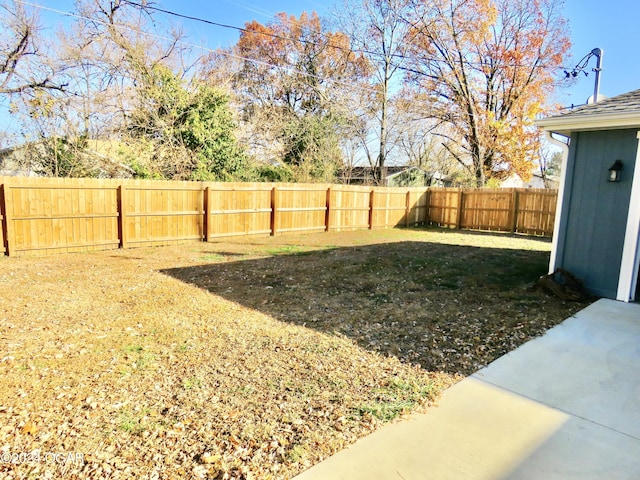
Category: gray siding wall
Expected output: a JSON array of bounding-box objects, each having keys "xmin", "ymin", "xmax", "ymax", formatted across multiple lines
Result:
[{"xmin": 556, "ymin": 129, "xmax": 637, "ymax": 298}]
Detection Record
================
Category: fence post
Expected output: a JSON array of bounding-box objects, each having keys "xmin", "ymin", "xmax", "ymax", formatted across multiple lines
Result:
[
  {"xmin": 405, "ymin": 190, "xmax": 411, "ymax": 227},
  {"xmin": 425, "ymin": 188, "xmax": 431, "ymax": 225},
  {"xmin": 368, "ymin": 189, "xmax": 375, "ymax": 229},
  {"xmin": 456, "ymin": 188, "xmax": 464, "ymax": 230},
  {"xmin": 325, "ymin": 187, "xmax": 331, "ymax": 232},
  {"xmin": 203, "ymin": 186, "xmax": 210, "ymax": 242},
  {"xmin": 0, "ymin": 181, "xmax": 14, "ymax": 256},
  {"xmin": 270, "ymin": 186, "xmax": 278, "ymax": 236},
  {"xmin": 117, "ymin": 184, "xmax": 127, "ymax": 249},
  {"xmin": 510, "ymin": 189, "xmax": 519, "ymax": 233}
]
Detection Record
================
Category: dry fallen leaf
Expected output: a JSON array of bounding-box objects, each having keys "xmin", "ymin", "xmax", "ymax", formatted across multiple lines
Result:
[
  {"xmin": 201, "ymin": 453, "xmax": 221, "ymax": 464},
  {"xmin": 0, "ymin": 229, "xmax": 586, "ymax": 479},
  {"xmin": 22, "ymin": 423, "xmax": 37, "ymax": 435}
]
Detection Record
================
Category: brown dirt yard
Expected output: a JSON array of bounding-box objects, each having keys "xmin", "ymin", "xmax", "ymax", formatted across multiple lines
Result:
[{"xmin": 0, "ymin": 227, "xmax": 589, "ymax": 479}]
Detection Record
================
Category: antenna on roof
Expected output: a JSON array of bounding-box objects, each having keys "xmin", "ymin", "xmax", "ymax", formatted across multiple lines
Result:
[
  {"xmin": 589, "ymin": 48, "xmax": 604, "ymax": 104},
  {"xmin": 564, "ymin": 48, "xmax": 605, "ymax": 104}
]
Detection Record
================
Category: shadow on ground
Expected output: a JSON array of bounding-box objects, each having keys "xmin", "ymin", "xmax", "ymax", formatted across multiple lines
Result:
[{"xmin": 161, "ymin": 241, "xmax": 585, "ymax": 375}]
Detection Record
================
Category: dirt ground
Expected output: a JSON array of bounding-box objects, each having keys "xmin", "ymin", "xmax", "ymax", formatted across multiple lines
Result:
[{"xmin": 0, "ymin": 227, "xmax": 589, "ymax": 479}]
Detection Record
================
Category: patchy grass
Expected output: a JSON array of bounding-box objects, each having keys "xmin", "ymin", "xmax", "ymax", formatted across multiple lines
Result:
[
  {"xmin": 0, "ymin": 227, "xmax": 588, "ymax": 479},
  {"xmin": 354, "ymin": 377, "xmax": 438, "ymax": 422},
  {"xmin": 166, "ymin": 228, "xmax": 584, "ymax": 375}
]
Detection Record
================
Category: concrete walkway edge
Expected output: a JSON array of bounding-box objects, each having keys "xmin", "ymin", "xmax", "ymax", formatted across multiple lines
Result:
[{"xmin": 294, "ymin": 299, "xmax": 640, "ymax": 480}]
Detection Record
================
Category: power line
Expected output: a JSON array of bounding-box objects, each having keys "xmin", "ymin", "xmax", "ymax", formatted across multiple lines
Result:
[
  {"xmin": 124, "ymin": 0, "xmax": 569, "ymax": 74},
  {"xmin": 11, "ymin": 0, "xmax": 571, "ymax": 121},
  {"xmin": 14, "ymin": 0, "xmax": 381, "ymax": 99},
  {"xmin": 14, "ymin": 0, "xmax": 575, "ymax": 83},
  {"xmin": 124, "ymin": 0, "xmax": 410, "ymax": 64},
  {"xmin": 219, "ymin": 0, "xmax": 276, "ymax": 21}
]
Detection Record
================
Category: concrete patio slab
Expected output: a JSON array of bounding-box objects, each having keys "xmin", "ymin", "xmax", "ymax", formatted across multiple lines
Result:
[
  {"xmin": 475, "ymin": 299, "xmax": 640, "ymax": 439},
  {"xmin": 294, "ymin": 299, "xmax": 640, "ymax": 480}
]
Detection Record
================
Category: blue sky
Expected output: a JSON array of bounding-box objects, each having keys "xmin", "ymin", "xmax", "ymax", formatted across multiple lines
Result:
[
  {"xmin": 562, "ymin": 0, "xmax": 640, "ymax": 107},
  {"xmin": 156, "ymin": 0, "xmax": 331, "ymax": 48},
  {"xmin": 163, "ymin": 0, "xmax": 640, "ymax": 108},
  {"xmin": 31, "ymin": 0, "xmax": 639, "ymax": 106},
  {"xmin": 4, "ymin": 0, "xmax": 639, "ymax": 132}
]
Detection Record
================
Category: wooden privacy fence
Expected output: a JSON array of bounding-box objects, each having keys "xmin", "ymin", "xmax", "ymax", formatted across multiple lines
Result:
[
  {"xmin": 0, "ymin": 176, "xmax": 557, "ymax": 257},
  {"xmin": 427, "ymin": 188, "xmax": 557, "ymax": 237}
]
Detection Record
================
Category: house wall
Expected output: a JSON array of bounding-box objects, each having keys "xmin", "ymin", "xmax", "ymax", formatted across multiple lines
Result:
[
  {"xmin": 555, "ymin": 129, "xmax": 638, "ymax": 298},
  {"xmin": 387, "ymin": 169, "xmax": 429, "ymax": 188}
]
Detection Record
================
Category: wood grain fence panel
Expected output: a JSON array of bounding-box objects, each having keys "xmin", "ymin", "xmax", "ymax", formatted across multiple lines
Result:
[
  {"xmin": 369, "ymin": 188, "xmax": 383, "ymax": 229},
  {"xmin": 369, "ymin": 188, "xmax": 385, "ymax": 229},
  {"xmin": 0, "ymin": 178, "xmax": 8, "ymax": 255},
  {"xmin": 0, "ymin": 195, "xmax": 4, "ymax": 255},
  {"xmin": 207, "ymin": 186, "xmax": 226, "ymax": 237},
  {"xmin": 207, "ymin": 183, "xmax": 272, "ymax": 238},
  {"xmin": 123, "ymin": 180, "xmax": 204, "ymax": 247},
  {"xmin": 373, "ymin": 188, "xmax": 385, "ymax": 228},
  {"xmin": 2, "ymin": 177, "xmax": 119, "ymax": 256},
  {"xmin": 78, "ymin": 184, "xmax": 88, "ymax": 247},
  {"xmin": 327, "ymin": 187, "xmax": 340, "ymax": 231},
  {"xmin": 25, "ymin": 181, "xmax": 36, "ymax": 249},
  {"xmin": 11, "ymin": 183, "xmax": 24, "ymax": 252},
  {"xmin": 329, "ymin": 186, "xmax": 371, "ymax": 231},
  {"xmin": 425, "ymin": 187, "xmax": 557, "ymax": 236},
  {"xmin": 516, "ymin": 189, "xmax": 557, "ymax": 236},
  {"xmin": 357, "ymin": 187, "xmax": 374, "ymax": 229},
  {"xmin": 248, "ymin": 187, "xmax": 271, "ymax": 236},
  {"xmin": 460, "ymin": 189, "xmax": 512, "ymax": 232},
  {"xmin": 411, "ymin": 188, "xmax": 430, "ymax": 224},
  {"xmin": 427, "ymin": 188, "xmax": 459, "ymax": 228},
  {"xmin": 340, "ymin": 188, "xmax": 363, "ymax": 230},
  {"xmin": 342, "ymin": 188, "xmax": 361, "ymax": 229},
  {"xmin": 0, "ymin": 178, "xmax": 558, "ymax": 257},
  {"xmin": 275, "ymin": 185, "xmax": 327, "ymax": 235},
  {"xmin": 354, "ymin": 188, "xmax": 372, "ymax": 229},
  {"xmin": 406, "ymin": 189, "xmax": 423, "ymax": 225},
  {"xmin": 372, "ymin": 188, "xmax": 410, "ymax": 228}
]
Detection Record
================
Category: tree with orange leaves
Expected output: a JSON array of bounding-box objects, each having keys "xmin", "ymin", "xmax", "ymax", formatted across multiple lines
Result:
[
  {"xmin": 231, "ymin": 11, "xmax": 370, "ymax": 181},
  {"xmin": 404, "ymin": 0, "xmax": 570, "ymax": 186}
]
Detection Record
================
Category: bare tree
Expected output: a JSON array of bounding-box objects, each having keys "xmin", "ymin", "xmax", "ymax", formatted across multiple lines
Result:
[
  {"xmin": 11, "ymin": 0, "xmax": 238, "ymax": 179},
  {"xmin": 0, "ymin": 0, "xmax": 64, "ymax": 96},
  {"xmin": 335, "ymin": 0, "xmax": 414, "ymax": 184},
  {"xmin": 536, "ymin": 142, "xmax": 562, "ymax": 188}
]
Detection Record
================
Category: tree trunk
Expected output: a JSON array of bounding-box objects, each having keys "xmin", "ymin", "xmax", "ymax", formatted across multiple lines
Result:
[{"xmin": 376, "ymin": 60, "xmax": 391, "ymax": 186}]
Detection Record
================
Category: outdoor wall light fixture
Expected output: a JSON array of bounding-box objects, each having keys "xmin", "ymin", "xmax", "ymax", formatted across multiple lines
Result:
[{"xmin": 608, "ymin": 160, "xmax": 623, "ymax": 182}]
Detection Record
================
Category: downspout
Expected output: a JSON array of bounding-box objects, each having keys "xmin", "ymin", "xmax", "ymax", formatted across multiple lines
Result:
[{"xmin": 545, "ymin": 131, "xmax": 570, "ymax": 274}]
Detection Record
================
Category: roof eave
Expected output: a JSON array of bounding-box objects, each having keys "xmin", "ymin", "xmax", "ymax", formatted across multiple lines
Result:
[
  {"xmin": 536, "ymin": 111, "xmax": 640, "ymax": 136},
  {"xmin": 387, "ymin": 167, "xmax": 417, "ymax": 179}
]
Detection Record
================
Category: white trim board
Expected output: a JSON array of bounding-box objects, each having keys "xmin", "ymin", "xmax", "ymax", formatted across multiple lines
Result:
[
  {"xmin": 616, "ymin": 131, "xmax": 640, "ymax": 301},
  {"xmin": 545, "ymin": 131, "xmax": 570, "ymax": 274},
  {"xmin": 536, "ymin": 112, "xmax": 640, "ymax": 137}
]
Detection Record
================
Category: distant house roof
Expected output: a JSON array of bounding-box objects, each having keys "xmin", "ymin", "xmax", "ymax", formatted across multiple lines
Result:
[
  {"xmin": 501, "ymin": 173, "xmax": 559, "ymax": 189},
  {"xmin": 0, "ymin": 146, "xmax": 38, "ymax": 176},
  {"xmin": 0, "ymin": 141, "xmax": 134, "ymax": 178},
  {"xmin": 536, "ymin": 89, "xmax": 640, "ymax": 136},
  {"xmin": 341, "ymin": 166, "xmax": 422, "ymax": 180}
]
